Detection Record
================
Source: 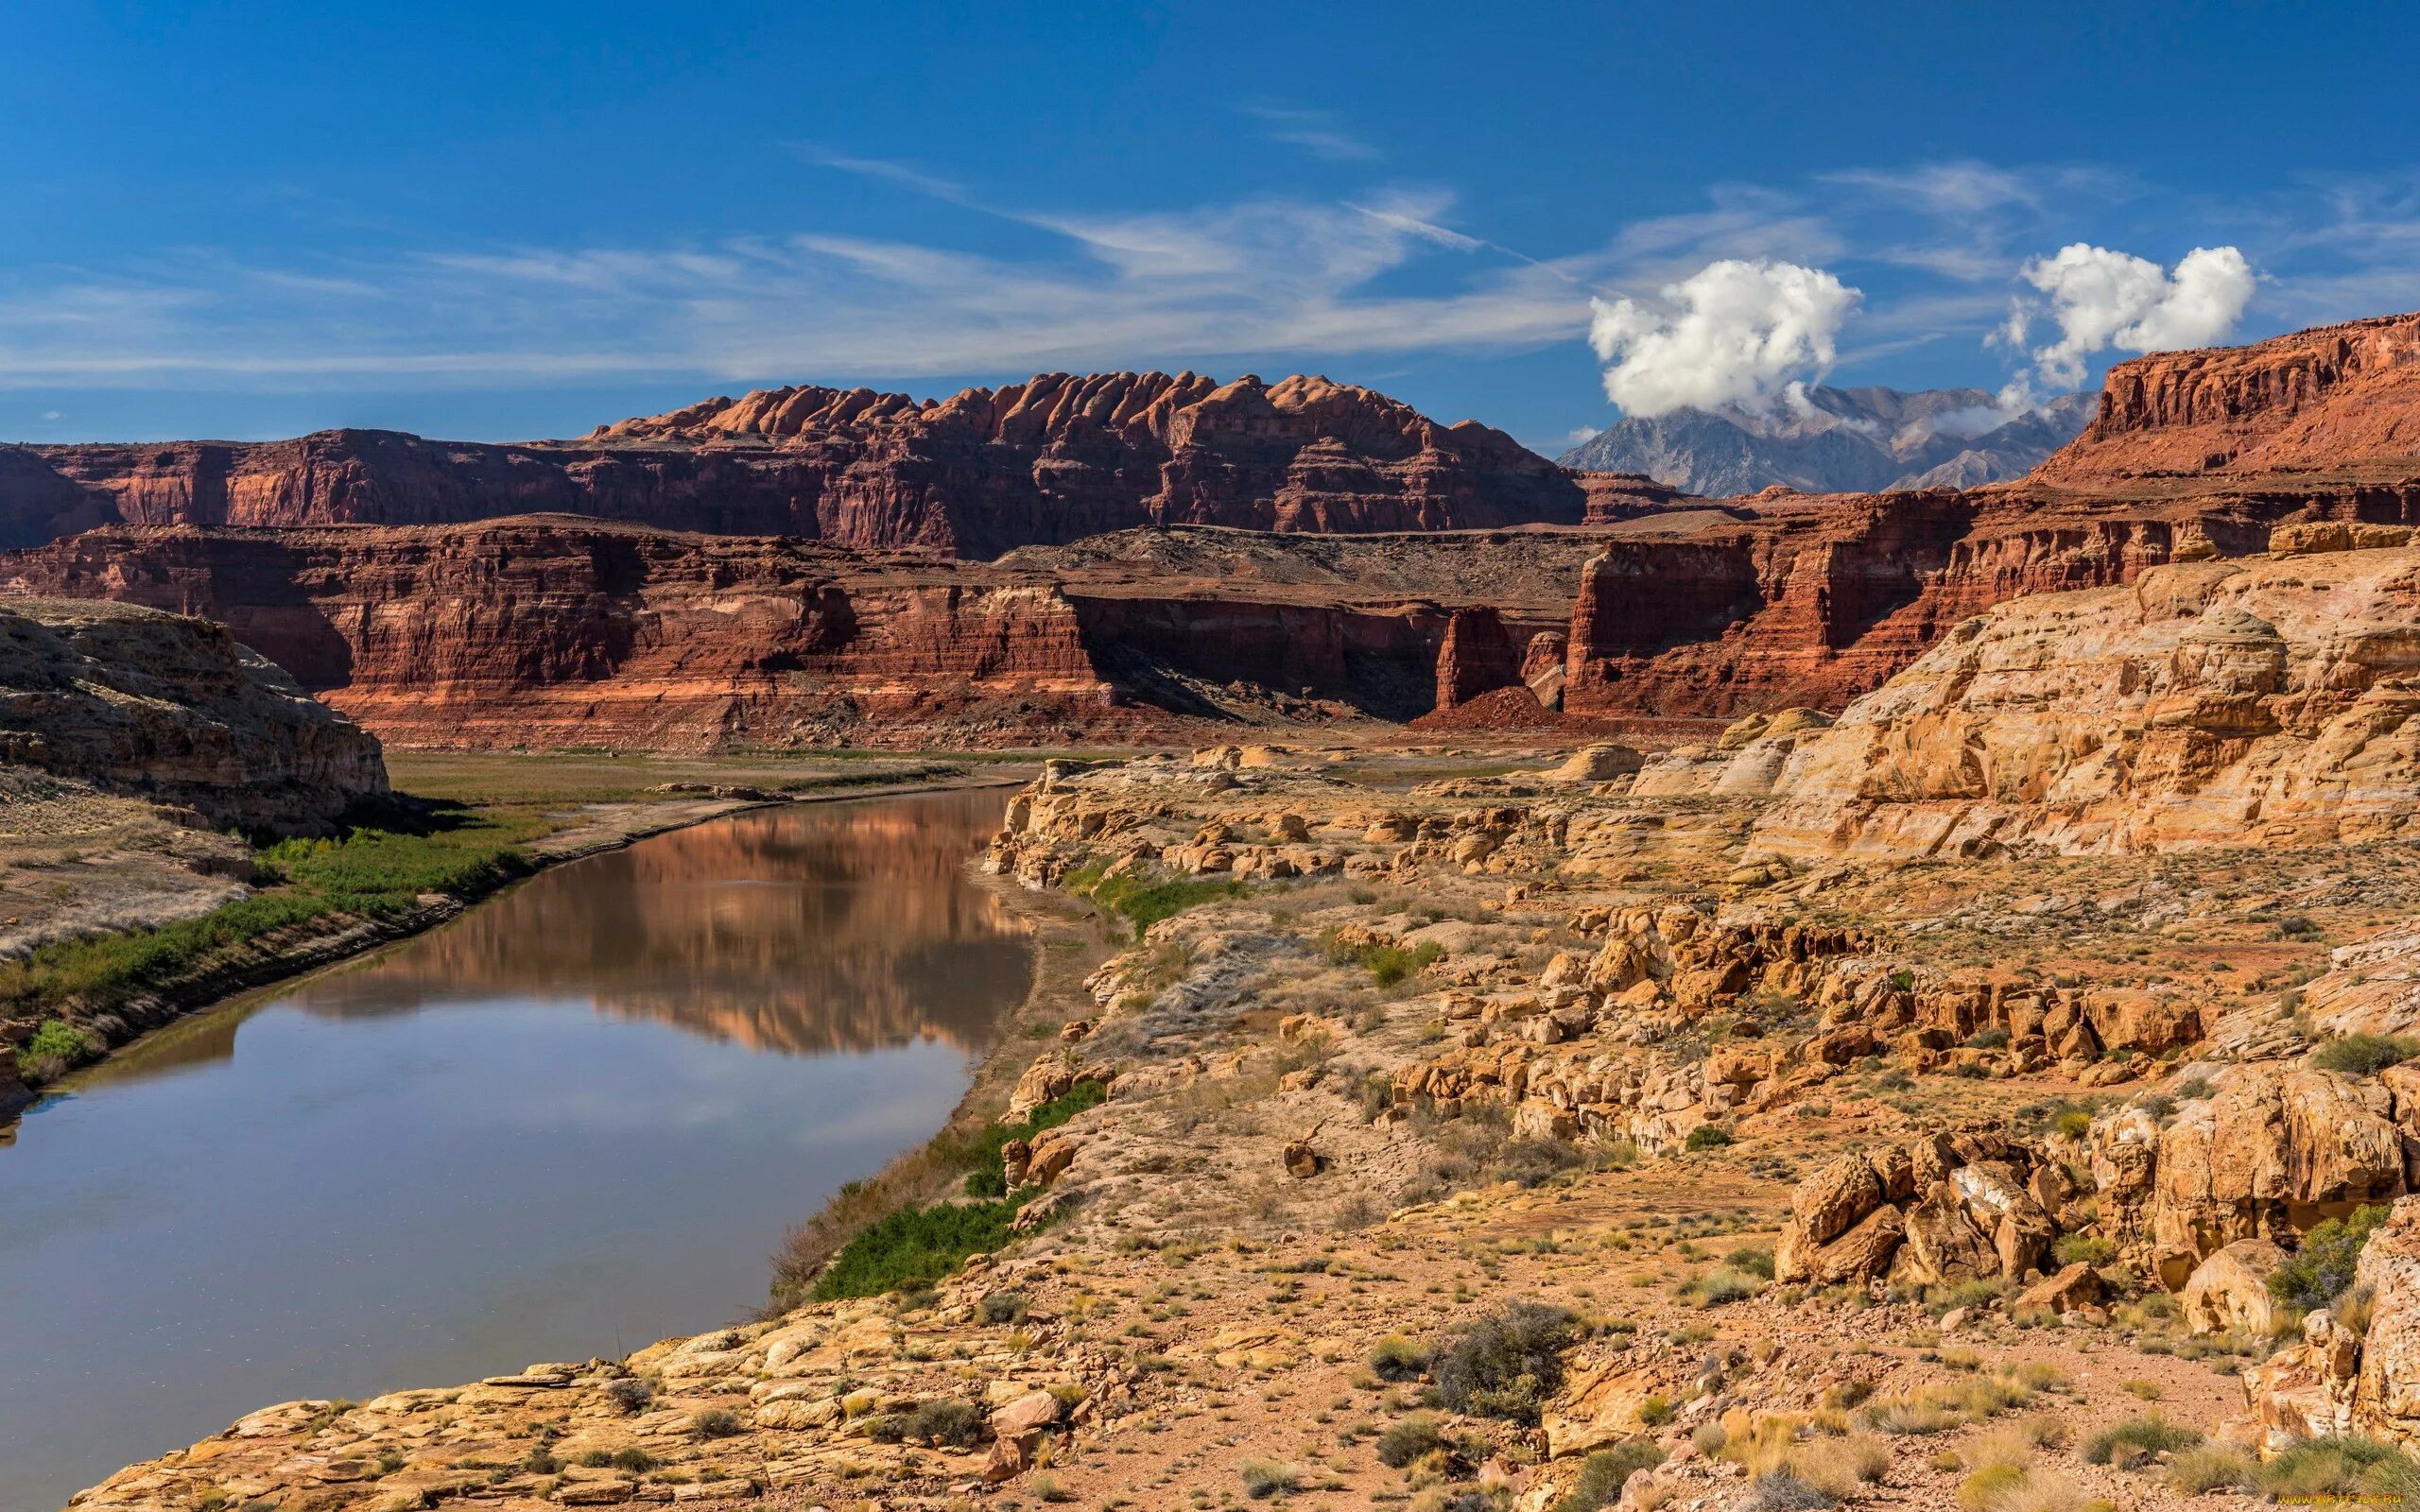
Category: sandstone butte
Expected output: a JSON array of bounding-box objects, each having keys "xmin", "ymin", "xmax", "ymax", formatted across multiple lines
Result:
[{"xmin": 3, "ymin": 315, "xmax": 2416, "ymax": 753}]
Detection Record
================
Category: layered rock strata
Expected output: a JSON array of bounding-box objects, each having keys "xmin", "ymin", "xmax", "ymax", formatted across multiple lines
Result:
[
  {"xmin": 0, "ymin": 596, "xmax": 385, "ymax": 832},
  {"xmin": 1, "ymin": 517, "xmax": 1608, "ymax": 748},
  {"xmin": 1748, "ymin": 541, "xmax": 2420, "ymax": 859}
]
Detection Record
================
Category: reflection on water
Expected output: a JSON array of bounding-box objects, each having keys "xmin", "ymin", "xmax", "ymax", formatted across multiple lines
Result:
[{"xmin": 0, "ymin": 788, "xmax": 1028, "ymax": 1512}]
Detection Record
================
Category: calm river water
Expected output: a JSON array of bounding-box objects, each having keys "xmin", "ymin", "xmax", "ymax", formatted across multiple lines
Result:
[{"xmin": 0, "ymin": 788, "xmax": 1028, "ymax": 1510}]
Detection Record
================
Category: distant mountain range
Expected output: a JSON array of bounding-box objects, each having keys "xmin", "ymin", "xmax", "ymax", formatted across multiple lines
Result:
[{"xmin": 1560, "ymin": 386, "xmax": 2096, "ymax": 497}]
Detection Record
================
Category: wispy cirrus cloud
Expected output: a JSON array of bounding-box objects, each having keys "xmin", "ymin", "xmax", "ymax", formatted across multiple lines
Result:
[{"xmin": 1236, "ymin": 104, "xmax": 1381, "ymax": 163}]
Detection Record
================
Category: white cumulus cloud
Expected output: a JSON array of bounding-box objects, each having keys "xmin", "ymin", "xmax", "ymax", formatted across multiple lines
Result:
[
  {"xmin": 1587, "ymin": 259, "xmax": 1860, "ymax": 418},
  {"xmin": 2005, "ymin": 243, "xmax": 2255, "ymax": 389}
]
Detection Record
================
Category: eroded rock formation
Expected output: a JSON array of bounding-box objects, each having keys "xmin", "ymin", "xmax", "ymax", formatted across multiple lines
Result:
[
  {"xmin": 0, "ymin": 596, "xmax": 385, "ymax": 832},
  {"xmin": 1749, "ymin": 541, "xmax": 2420, "ymax": 859},
  {"xmin": 3, "ymin": 372, "xmax": 1611, "ymax": 558}
]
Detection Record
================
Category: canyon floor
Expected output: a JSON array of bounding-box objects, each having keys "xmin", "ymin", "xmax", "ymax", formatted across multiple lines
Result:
[{"xmin": 66, "ymin": 739, "xmax": 2411, "ymax": 1512}]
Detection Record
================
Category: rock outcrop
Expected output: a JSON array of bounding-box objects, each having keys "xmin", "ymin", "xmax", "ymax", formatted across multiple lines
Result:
[
  {"xmin": 0, "ymin": 597, "xmax": 386, "ymax": 832},
  {"xmin": 2244, "ymin": 1195, "xmax": 2420, "ymax": 1452},
  {"xmin": 2089, "ymin": 1064, "xmax": 2420, "ymax": 1291},
  {"xmin": 1773, "ymin": 1130, "xmax": 2073, "ymax": 1289},
  {"xmin": 1749, "ymin": 544, "xmax": 2420, "ymax": 859},
  {"xmin": 5, "ymin": 372, "xmax": 1607, "ymax": 558}
]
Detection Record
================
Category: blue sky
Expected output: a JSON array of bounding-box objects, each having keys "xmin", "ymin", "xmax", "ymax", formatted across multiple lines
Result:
[{"xmin": 4, "ymin": 2, "xmax": 2416, "ymax": 451}]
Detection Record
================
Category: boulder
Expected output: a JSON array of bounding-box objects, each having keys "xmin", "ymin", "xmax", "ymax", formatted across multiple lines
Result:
[
  {"xmin": 2014, "ymin": 1262, "xmax": 2102, "ymax": 1315},
  {"xmin": 2181, "ymin": 1239, "xmax": 2288, "ymax": 1337}
]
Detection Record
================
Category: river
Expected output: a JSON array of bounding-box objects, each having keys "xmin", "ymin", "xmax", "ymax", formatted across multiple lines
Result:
[{"xmin": 0, "ymin": 787, "xmax": 1029, "ymax": 1510}]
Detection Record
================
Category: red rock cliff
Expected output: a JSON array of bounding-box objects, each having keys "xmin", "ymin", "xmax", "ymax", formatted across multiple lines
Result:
[
  {"xmin": 0, "ymin": 516, "xmax": 1592, "ymax": 747},
  {"xmin": 8, "ymin": 372, "xmax": 1603, "ymax": 558}
]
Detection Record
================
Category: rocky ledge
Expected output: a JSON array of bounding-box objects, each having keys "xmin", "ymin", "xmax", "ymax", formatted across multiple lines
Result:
[{"xmin": 0, "ymin": 595, "xmax": 386, "ymax": 833}]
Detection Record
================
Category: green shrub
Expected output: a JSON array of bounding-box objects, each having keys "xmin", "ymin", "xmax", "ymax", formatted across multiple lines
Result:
[
  {"xmin": 1374, "ymin": 1413, "xmax": 1443, "ymax": 1469},
  {"xmin": 810, "ymin": 1199, "xmax": 1021, "ymax": 1301},
  {"xmin": 1966, "ymin": 1026, "xmax": 2011, "ymax": 1050},
  {"xmin": 1553, "ymin": 1438, "xmax": 1668, "ymax": 1511},
  {"xmin": 1063, "ymin": 862, "xmax": 1246, "ymax": 939},
  {"xmin": 1434, "ymin": 1301, "xmax": 1577, "ymax": 1425},
  {"xmin": 962, "ymin": 1079, "xmax": 1108, "ymax": 1197},
  {"xmin": 2051, "ymin": 1233, "xmax": 2118, "ymax": 1268},
  {"xmin": 903, "ymin": 1398, "xmax": 987, "ymax": 1449},
  {"xmin": 2258, "ymin": 1435, "xmax": 2420, "ymax": 1497},
  {"xmin": 2313, "ymin": 1035, "xmax": 2420, "ymax": 1076},
  {"xmin": 601, "ymin": 1377, "xmax": 652, "ymax": 1415},
  {"xmin": 1685, "ymin": 1125, "xmax": 1736, "ymax": 1152},
  {"xmin": 1237, "ymin": 1459, "xmax": 1301, "ymax": 1499},
  {"xmin": 610, "ymin": 1447, "xmax": 657, "ymax": 1472},
  {"xmin": 690, "ymin": 1409, "xmax": 743, "ymax": 1440},
  {"xmin": 1366, "ymin": 941, "xmax": 1443, "ymax": 988},
  {"xmin": 1683, "ymin": 1266, "xmax": 1763, "ymax": 1307},
  {"xmin": 2082, "ymin": 1413, "xmax": 2201, "ymax": 1465},
  {"xmin": 1368, "ymin": 1334, "xmax": 1429, "ymax": 1382},
  {"xmin": 1635, "ymin": 1393, "xmax": 1673, "ymax": 1426},
  {"xmin": 2271, "ymin": 1205, "xmax": 2394, "ymax": 1313},
  {"xmin": 979, "ymin": 1290, "xmax": 1030, "ymax": 1325},
  {"xmin": 1724, "ymin": 1246, "xmax": 1776, "ymax": 1280},
  {"xmin": 15, "ymin": 1018, "xmax": 95, "ymax": 1082}
]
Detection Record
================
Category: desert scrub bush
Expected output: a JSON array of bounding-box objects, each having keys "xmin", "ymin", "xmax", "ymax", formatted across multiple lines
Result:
[
  {"xmin": 1789, "ymin": 1435, "xmax": 1890, "ymax": 1497},
  {"xmin": 2312, "ymin": 1033, "xmax": 2420, "ymax": 1076},
  {"xmin": 902, "ymin": 1398, "xmax": 987, "ymax": 1449},
  {"xmin": 1237, "ymin": 1459, "xmax": 1302, "ymax": 1499},
  {"xmin": 1550, "ymin": 1438, "xmax": 1667, "ymax": 1511},
  {"xmin": 1369, "ymin": 1334, "xmax": 1429, "ymax": 1382},
  {"xmin": 807, "ymin": 1197, "xmax": 1021, "ymax": 1301},
  {"xmin": 1062, "ymin": 861, "xmax": 1246, "ymax": 939},
  {"xmin": 1635, "ymin": 1393, "xmax": 1674, "ymax": 1427},
  {"xmin": 1681, "ymin": 1265, "xmax": 1764, "ymax": 1307},
  {"xmin": 600, "ymin": 1377, "xmax": 653, "ymax": 1415},
  {"xmin": 1434, "ymin": 1301, "xmax": 1578, "ymax": 1425},
  {"xmin": 2257, "ymin": 1435, "xmax": 2420, "ymax": 1497},
  {"xmin": 2049, "ymin": 1233, "xmax": 2117, "ymax": 1267},
  {"xmin": 2271, "ymin": 1203, "xmax": 2393, "ymax": 1313},
  {"xmin": 979, "ymin": 1289, "xmax": 1030, "ymax": 1325},
  {"xmin": 1375, "ymin": 1413, "xmax": 1444, "ymax": 1469},
  {"xmin": 1736, "ymin": 1469, "xmax": 1838, "ymax": 1510},
  {"xmin": 2081, "ymin": 1413, "xmax": 2199, "ymax": 1466},
  {"xmin": 960, "ymin": 1078, "xmax": 1108, "ymax": 1197},
  {"xmin": 1684, "ymin": 1124, "xmax": 1736, "ymax": 1152},
  {"xmin": 689, "ymin": 1409, "xmax": 743, "ymax": 1441},
  {"xmin": 1725, "ymin": 1246, "xmax": 1776, "ymax": 1280},
  {"xmin": 2164, "ymin": 1445, "xmax": 2256, "ymax": 1493}
]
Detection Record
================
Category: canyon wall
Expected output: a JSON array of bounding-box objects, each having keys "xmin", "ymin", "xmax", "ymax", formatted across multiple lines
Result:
[
  {"xmin": 0, "ymin": 516, "xmax": 1576, "ymax": 748},
  {"xmin": 1, "ymin": 372, "xmax": 1626, "ymax": 558}
]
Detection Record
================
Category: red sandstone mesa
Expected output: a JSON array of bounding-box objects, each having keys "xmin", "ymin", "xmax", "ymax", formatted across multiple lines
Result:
[{"xmin": 0, "ymin": 372, "xmax": 1642, "ymax": 558}]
